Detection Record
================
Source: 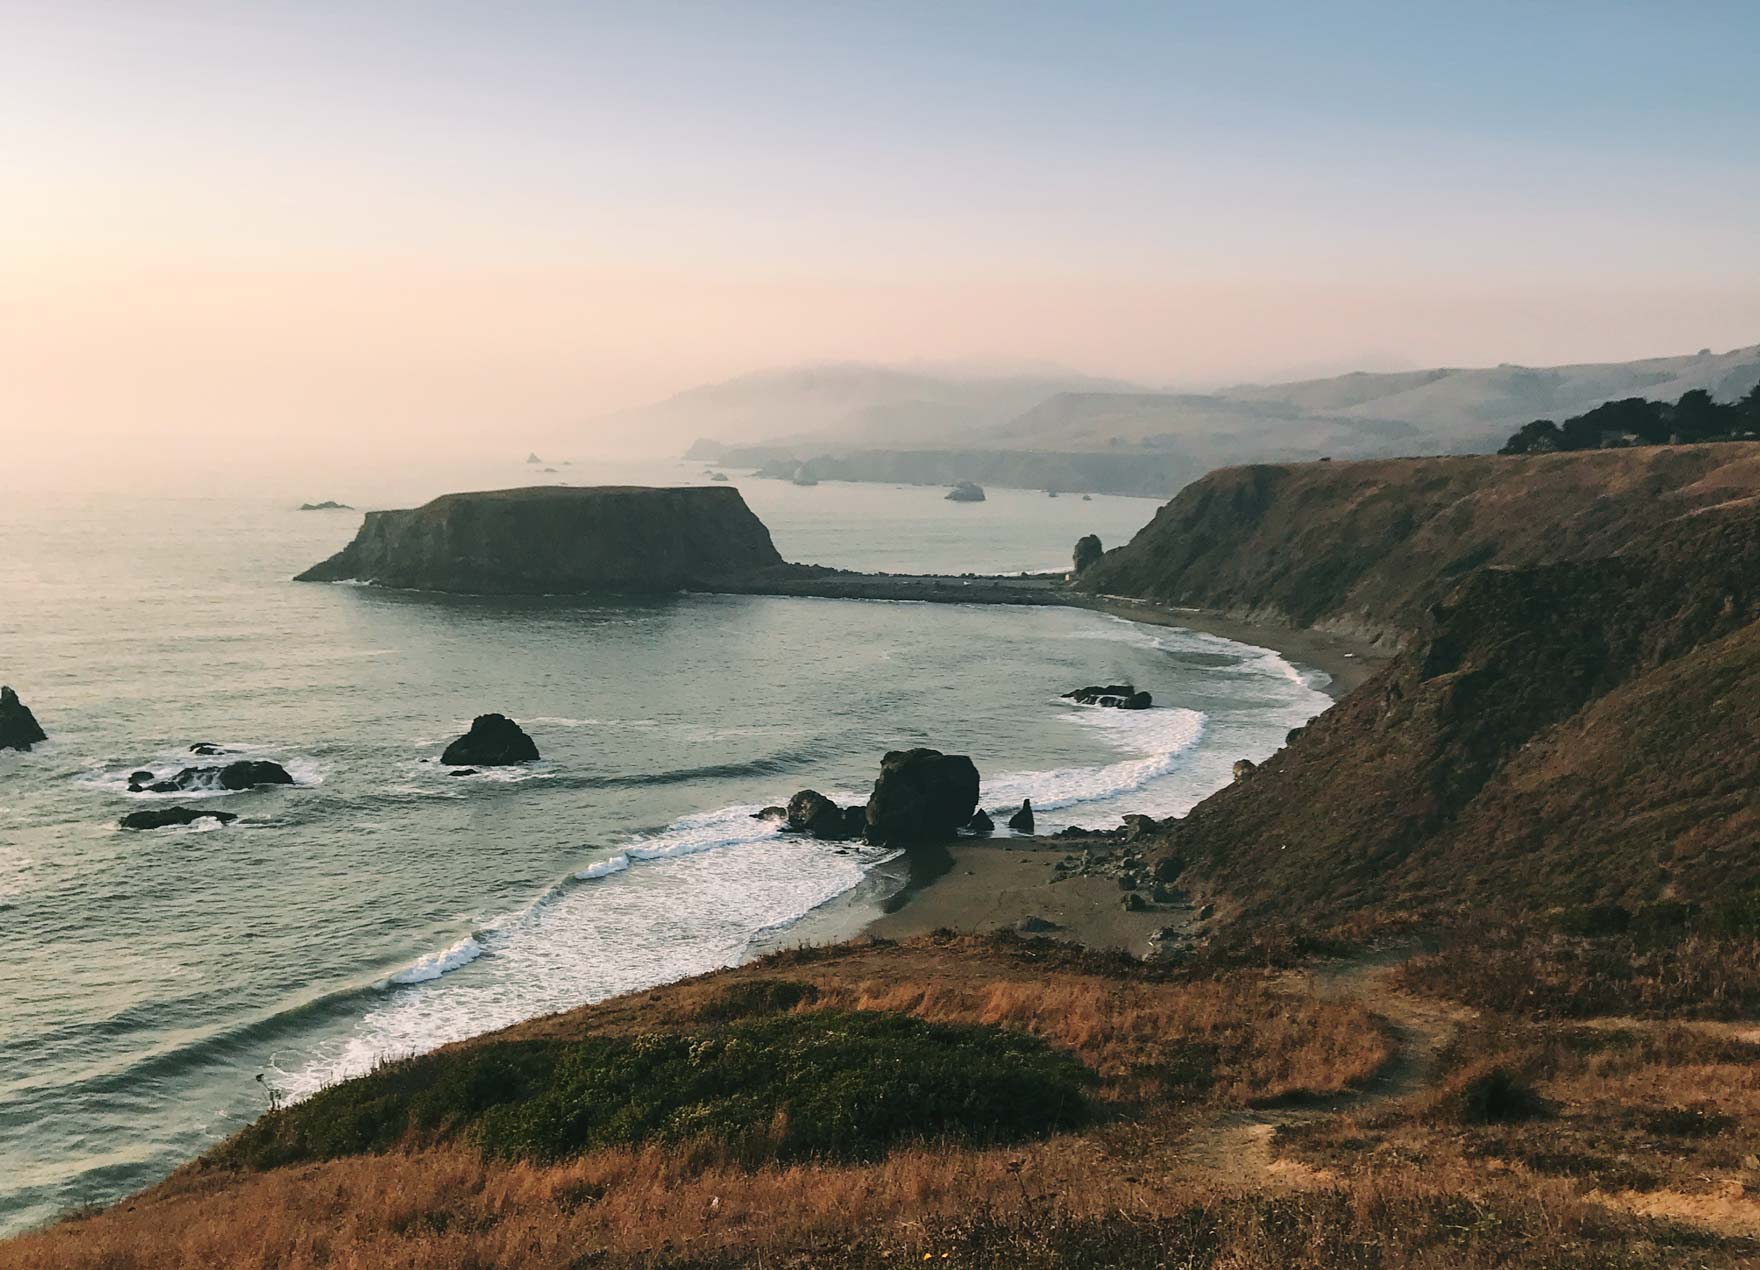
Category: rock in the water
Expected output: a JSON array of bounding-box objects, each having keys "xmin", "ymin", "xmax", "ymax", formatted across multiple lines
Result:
[
  {"xmin": 298, "ymin": 501, "xmax": 352, "ymax": 511},
  {"xmin": 1073, "ymin": 534, "xmax": 1103, "ymax": 574},
  {"xmin": 1016, "ymin": 915, "xmax": 1062, "ymax": 934},
  {"xmin": 0, "ymin": 686, "xmax": 48, "ymax": 752},
  {"xmin": 128, "ymin": 770, "xmax": 155, "ymax": 784},
  {"xmin": 120, "ymin": 806, "xmax": 238, "ymax": 831},
  {"xmin": 967, "ymin": 809, "xmax": 995, "ymax": 835},
  {"xmin": 526, "ymin": 452, "xmax": 543, "ymax": 464},
  {"xmin": 710, "ymin": 472, "xmax": 729, "ymax": 481},
  {"xmin": 295, "ymin": 485, "xmax": 790, "ymax": 594},
  {"xmin": 864, "ymin": 749, "xmax": 981, "ymax": 846},
  {"xmin": 752, "ymin": 805, "xmax": 787, "ymax": 823},
  {"xmin": 945, "ymin": 481, "xmax": 987, "ymax": 503},
  {"xmin": 442, "ymin": 714, "xmax": 539, "ymax": 766},
  {"xmin": 447, "ymin": 768, "xmax": 479, "ymax": 777},
  {"xmin": 1062, "ymin": 684, "xmax": 1152, "ymax": 709},
  {"xmin": 1007, "ymin": 799, "xmax": 1035, "ymax": 834},
  {"xmin": 1232, "ymin": 758, "xmax": 1258, "ymax": 781},
  {"xmin": 785, "ymin": 790, "xmax": 849, "ymax": 839},
  {"xmin": 842, "ymin": 804, "xmax": 868, "ymax": 838},
  {"xmin": 189, "ymin": 742, "xmax": 225, "ymax": 756},
  {"xmin": 162, "ymin": 760, "xmax": 295, "ymax": 791}
]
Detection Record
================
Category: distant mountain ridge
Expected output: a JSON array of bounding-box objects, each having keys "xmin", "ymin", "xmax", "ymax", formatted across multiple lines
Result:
[{"xmin": 597, "ymin": 344, "xmax": 1760, "ymax": 497}]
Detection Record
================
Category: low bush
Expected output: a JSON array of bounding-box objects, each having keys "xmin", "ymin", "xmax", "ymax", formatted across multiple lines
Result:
[{"xmin": 217, "ymin": 1010, "xmax": 1094, "ymax": 1172}]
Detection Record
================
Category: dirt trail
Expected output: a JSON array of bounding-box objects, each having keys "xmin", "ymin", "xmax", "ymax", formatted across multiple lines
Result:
[{"xmin": 1170, "ymin": 943, "xmax": 1472, "ymax": 1189}]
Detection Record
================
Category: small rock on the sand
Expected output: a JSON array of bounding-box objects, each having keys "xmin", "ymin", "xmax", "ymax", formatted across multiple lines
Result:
[
  {"xmin": 967, "ymin": 809, "xmax": 994, "ymax": 834},
  {"xmin": 1016, "ymin": 916, "xmax": 1062, "ymax": 934},
  {"xmin": 1007, "ymin": 799, "xmax": 1034, "ymax": 833}
]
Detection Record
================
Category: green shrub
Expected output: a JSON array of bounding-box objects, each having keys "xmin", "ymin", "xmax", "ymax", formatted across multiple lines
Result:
[{"xmin": 220, "ymin": 1010, "xmax": 1093, "ymax": 1171}]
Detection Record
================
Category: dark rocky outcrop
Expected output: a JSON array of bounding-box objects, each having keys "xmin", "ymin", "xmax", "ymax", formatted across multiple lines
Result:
[
  {"xmin": 0, "ymin": 686, "xmax": 47, "ymax": 752},
  {"xmin": 448, "ymin": 768, "xmax": 479, "ymax": 778},
  {"xmin": 128, "ymin": 770, "xmax": 155, "ymax": 784},
  {"xmin": 298, "ymin": 501, "xmax": 352, "ymax": 511},
  {"xmin": 442, "ymin": 715, "xmax": 539, "ymax": 766},
  {"xmin": 785, "ymin": 790, "xmax": 849, "ymax": 839},
  {"xmin": 295, "ymin": 486, "xmax": 790, "ymax": 595},
  {"xmin": 945, "ymin": 481, "xmax": 986, "ymax": 503},
  {"xmin": 150, "ymin": 761, "xmax": 294, "ymax": 792},
  {"xmin": 1231, "ymin": 759, "xmax": 1257, "ymax": 781},
  {"xmin": 1007, "ymin": 800, "xmax": 1035, "ymax": 833},
  {"xmin": 752, "ymin": 805, "xmax": 787, "ymax": 823},
  {"xmin": 864, "ymin": 749, "xmax": 981, "ymax": 846},
  {"xmin": 120, "ymin": 806, "xmax": 239, "ymax": 831},
  {"xmin": 1072, "ymin": 534, "xmax": 1103, "ymax": 574},
  {"xmin": 189, "ymin": 743, "xmax": 224, "ymax": 756},
  {"xmin": 1063, "ymin": 685, "xmax": 1152, "ymax": 709},
  {"xmin": 967, "ymin": 809, "xmax": 995, "ymax": 835}
]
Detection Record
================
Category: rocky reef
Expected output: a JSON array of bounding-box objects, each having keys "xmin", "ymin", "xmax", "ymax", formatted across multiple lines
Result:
[
  {"xmin": 120, "ymin": 806, "xmax": 239, "ymax": 831},
  {"xmin": 295, "ymin": 486, "xmax": 789, "ymax": 594},
  {"xmin": 0, "ymin": 686, "xmax": 47, "ymax": 752}
]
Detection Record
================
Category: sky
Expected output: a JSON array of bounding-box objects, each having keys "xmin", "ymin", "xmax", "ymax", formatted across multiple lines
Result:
[{"xmin": 4, "ymin": 1, "xmax": 1759, "ymax": 491}]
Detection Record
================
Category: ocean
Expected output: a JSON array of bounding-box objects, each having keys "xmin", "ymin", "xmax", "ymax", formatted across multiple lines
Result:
[{"xmin": 0, "ymin": 459, "xmax": 1331, "ymax": 1233}]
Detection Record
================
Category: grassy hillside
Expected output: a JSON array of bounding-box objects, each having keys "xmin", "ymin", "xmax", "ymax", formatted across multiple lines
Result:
[
  {"xmin": 1117, "ymin": 468, "xmax": 1760, "ymax": 965},
  {"xmin": 1079, "ymin": 444, "xmax": 1760, "ymax": 644}
]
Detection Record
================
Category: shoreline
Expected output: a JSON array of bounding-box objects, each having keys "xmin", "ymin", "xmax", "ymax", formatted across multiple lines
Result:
[{"xmin": 766, "ymin": 598, "xmax": 1394, "ymax": 956}]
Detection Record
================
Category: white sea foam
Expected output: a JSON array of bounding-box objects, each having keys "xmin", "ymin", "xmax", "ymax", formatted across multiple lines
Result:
[
  {"xmin": 385, "ymin": 936, "xmax": 483, "ymax": 986},
  {"xmin": 574, "ymin": 853, "xmax": 630, "ymax": 880}
]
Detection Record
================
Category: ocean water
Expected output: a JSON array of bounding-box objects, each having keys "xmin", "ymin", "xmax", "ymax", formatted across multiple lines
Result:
[{"xmin": 0, "ymin": 460, "xmax": 1330, "ymax": 1233}]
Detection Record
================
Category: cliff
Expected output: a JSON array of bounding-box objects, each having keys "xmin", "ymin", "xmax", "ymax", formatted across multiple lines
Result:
[
  {"xmin": 1146, "ymin": 480, "xmax": 1760, "ymax": 931},
  {"xmin": 295, "ymin": 486, "xmax": 789, "ymax": 594},
  {"xmin": 1079, "ymin": 443, "xmax": 1760, "ymax": 645}
]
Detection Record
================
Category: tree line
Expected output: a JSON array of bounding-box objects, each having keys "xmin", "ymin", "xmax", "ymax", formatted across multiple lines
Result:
[{"xmin": 1500, "ymin": 383, "xmax": 1760, "ymax": 455}]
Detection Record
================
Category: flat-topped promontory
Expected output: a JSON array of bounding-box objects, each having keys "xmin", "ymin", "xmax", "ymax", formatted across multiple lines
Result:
[{"xmin": 295, "ymin": 485, "xmax": 791, "ymax": 593}]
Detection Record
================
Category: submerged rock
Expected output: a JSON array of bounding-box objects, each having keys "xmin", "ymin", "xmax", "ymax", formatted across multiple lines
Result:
[
  {"xmin": 189, "ymin": 742, "xmax": 225, "ymax": 756},
  {"xmin": 0, "ymin": 686, "xmax": 47, "ymax": 752},
  {"xmin": 1007, "ymin": 799, "xmax": 1035, "ymax": 834},
  {"xmin": 864, "ymin": 749, "xmax": 981, "ymax": 846},
  {"xmin": 1063, "ymin": 684, "xmax": 1152, "ymax": 709},
  {"xmin": 120, "ymin": 806, "xmax": 238, "ymax": 831},
  {"xmin": 442, "ymin": 714, "xmax": 539, "ymax": 766},
  {"xmin": 752, "ymin": 805, "xmax": 787, "ymax": 823},
  {"xmin": 945, "ymin": 481, "xmax": 986, "ymax": 503}
]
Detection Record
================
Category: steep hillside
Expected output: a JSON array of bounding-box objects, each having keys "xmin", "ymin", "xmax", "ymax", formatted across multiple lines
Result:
[
  {"xmin": 1079, "ymin": 444, "xmax": 1760, "ymax": 644},
  {"xmin": 1152, "ymin": 497, "xmax": 1760, "ymax": 932}
]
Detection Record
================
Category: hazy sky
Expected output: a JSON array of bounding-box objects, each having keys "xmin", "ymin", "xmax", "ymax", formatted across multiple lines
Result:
[{"xmin": 5, "ymin": 1, "xmax": 1760, "ymax": 489}]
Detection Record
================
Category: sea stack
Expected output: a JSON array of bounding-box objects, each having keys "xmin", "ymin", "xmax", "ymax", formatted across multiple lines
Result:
[
  {"xmin": 1072, "ymin": 534, "xmax": 1103, "ymax": 574},
  {"xmin": 294, "ymin": 486, "xmax": 790, "ymax": 594},
  {"xmin": 0, "ymin": 686, "xmax": 47, "ymax": 752},
  {"xmin": 864, "ymin": 748, "xmax": 980, "ymax": 846},
  {"xmin": 442, "ymin": 714, "xmax": 540, "ymax": 766},
  {"xmin": 945, "ymin": 481, "xmax": 986, "ymax": 503}
]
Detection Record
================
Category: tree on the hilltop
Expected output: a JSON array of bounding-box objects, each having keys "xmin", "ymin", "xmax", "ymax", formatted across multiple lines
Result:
[
  {"xmin": 1671, "ymin": 388, "xmax": 1733, "ymax": 442},
  {"xmin": 1499, "ymin": 419, "xmax": 1563, "ymax": 455}
]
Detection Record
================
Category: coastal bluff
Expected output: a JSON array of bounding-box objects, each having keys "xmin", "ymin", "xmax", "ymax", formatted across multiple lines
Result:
[{"xmin": 295, "ymin": 486, "xmax": 790, "ymax": 594}]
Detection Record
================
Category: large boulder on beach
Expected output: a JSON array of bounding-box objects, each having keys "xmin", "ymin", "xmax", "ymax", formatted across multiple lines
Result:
[
  {"xmin": 121, "ymin": 806, "xmax": 238, "ymax": 831},
  {"xmin": 864, "ymin": 749, "xmax": 980, "ymax": 846},
  {"xmin": 0, "ymin": 686, "xmax": 47, "ymax": 752},
  {"xmin": 785, "ymin": 790, "xmax": 848, "ymax": 839},
  {"xmin": 442, "ymin": 714, "xmax": 539, "ymax": 766}
]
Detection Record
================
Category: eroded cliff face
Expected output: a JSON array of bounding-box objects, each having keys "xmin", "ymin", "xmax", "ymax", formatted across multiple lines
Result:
[
  {"xmin": 295, "ymin": 486, "xmax": 789, "ymax": 593},
  {"xmin": 1080, "ymin": 443, "xmax": 1760, "ymax": 646},
  {"xmin": 1153, "ymin": 500, "xmax": 1760, "ymax": 931}
]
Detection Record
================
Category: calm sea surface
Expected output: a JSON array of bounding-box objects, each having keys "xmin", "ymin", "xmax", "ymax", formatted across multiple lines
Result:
[{"xmin": 0, "ymin": 460, "xmax": 1329, "ymax": 1233}]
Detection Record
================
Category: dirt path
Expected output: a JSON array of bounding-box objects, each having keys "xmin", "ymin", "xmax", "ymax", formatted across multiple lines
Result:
[{"xmin": 1169, "ymin": 943, "xmax": 1472, "ymax": 1189}]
